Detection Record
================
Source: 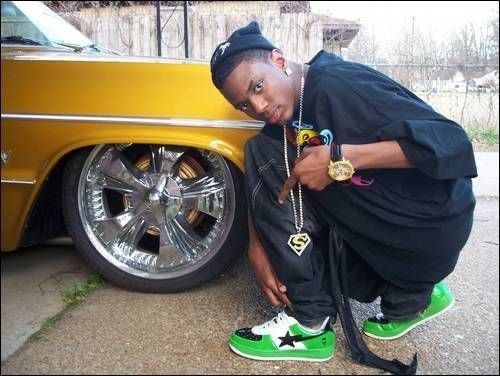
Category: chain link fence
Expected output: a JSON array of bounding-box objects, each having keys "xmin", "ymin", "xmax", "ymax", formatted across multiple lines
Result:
[
  {"xmin": 47, "ymin": 1, "xmax": 499, "ymax": 139},
  {"xmin": 368, "ymin": 64, "xmax": 499, "ymax": 133}
]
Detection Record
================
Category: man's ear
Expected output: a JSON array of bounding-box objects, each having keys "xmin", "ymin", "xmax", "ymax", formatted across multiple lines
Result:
[{"xmin": 270, "ymin": 49, "xmax": 286, "ymax": 70}]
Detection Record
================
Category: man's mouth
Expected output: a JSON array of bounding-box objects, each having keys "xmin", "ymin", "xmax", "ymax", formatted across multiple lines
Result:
[{"xmin": 267, "ymin": 107, "xmax": 280, "ymax": 123}]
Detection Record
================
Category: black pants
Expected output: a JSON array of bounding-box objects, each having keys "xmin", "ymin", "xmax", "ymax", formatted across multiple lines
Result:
[{"xmin": 245, "ymin": 133, "xmax": 433, "ymax": 327}]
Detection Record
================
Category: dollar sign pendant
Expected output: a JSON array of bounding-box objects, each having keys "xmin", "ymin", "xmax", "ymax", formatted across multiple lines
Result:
[{"xmin": 287, "ymin": 233, "xmax": 311, "ymax": 256}]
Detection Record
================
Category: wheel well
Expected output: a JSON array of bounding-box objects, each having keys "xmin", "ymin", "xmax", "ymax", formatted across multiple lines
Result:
[
  {"xmin": 20, "ymin": 151, "xmax": 78, "ymax": 247},
  {"xmin": 20, "ymin": 143, "xmax": 245, "ymax": 248}
]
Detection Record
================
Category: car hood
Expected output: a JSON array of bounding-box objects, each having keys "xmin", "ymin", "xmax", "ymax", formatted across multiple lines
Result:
[{"xmin": 1, "ymin": 48, "xmax": 248, "ymax": 122}]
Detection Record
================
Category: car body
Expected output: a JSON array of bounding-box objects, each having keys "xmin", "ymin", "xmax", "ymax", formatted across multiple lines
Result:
[{"xmin": 1, "ymin": 1, "xmax": 260, "ymax": 292}]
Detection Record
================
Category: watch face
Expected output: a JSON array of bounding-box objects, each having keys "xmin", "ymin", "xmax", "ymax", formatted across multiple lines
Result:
[{"xmin": 329, "ymin": 161, "xmax": 355, "ymax": 181}]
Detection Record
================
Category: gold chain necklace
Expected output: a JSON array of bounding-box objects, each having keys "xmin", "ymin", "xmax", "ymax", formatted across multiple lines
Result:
[{"xmin": 283, "ymin": 64, "xmax": 311, "ymax": 256}]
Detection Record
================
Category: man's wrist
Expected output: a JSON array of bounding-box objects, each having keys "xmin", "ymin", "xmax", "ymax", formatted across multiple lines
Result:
[
  {"xmin": 340, "ymin": 144, "xmax": 369, "ymax": 170},
  {"xmin": 334, "ymin": 144, "xmax": 343, "ymax": 162},
  {"xmin": 341, "ymin": 144, "xmax": 357, "ymax": 169},
  {"xmin": 328, "ymin": 143, "xmax": 356, "ymax": 181},
  {"xmin": 330, "ymin": 142, "xmax": 337, "ymax": 161}
]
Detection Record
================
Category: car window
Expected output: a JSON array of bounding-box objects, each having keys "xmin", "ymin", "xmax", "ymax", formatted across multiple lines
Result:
[
  {"xmin": 1, "ymin": 1, "xmax": 49, "ymax": 44},
  {"xmin": 1, "ymin": 1, "xmax": 93, "ymax": 48}
]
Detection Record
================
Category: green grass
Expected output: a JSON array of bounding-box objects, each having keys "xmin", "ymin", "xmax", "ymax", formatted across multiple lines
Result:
[
  {"xmin": 466, "ymin": 127, "xmax": 499, "ymax": 146},
  {"xmin": 63, "ymin": 272, "xmax": 104, "ymax": 307},
  {"xmin": 29, "ymin": 314, "xmax": 62, "ymax": 341},
  {"xmin": 29, "ymin": 272, "xmax": 103, "ymax": 341}
]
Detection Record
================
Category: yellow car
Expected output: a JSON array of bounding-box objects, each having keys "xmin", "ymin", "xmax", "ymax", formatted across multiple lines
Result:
[{"xmin": 1, "ymin": 1, "xmax": 261, "ymax": 292}]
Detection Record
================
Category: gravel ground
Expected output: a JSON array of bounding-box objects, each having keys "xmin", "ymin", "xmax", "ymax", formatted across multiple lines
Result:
[{"xmin": 1, "ymin": 198, "xmax": 498, "ymax": 375}]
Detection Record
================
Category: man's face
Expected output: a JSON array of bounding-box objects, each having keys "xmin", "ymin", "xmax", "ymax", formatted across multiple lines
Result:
[{"xmin": 221, "ymin": 53, "xmax": 296, "ymax": 125}]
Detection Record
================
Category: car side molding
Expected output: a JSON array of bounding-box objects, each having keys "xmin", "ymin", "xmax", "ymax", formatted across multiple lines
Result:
[
  {"xmin": 1, "ymin": 113, "xmax": 264, "ymax": 130},
  {"xmin": 0, "ymin": 179, "xmax": 36, "ymax": 185}
]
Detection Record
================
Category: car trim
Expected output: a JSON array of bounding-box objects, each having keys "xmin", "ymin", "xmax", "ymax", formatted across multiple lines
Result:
[
  {"xmin": 1, "ymin": 179, "xmax": 36, "ymax": 185},
  {"xmin": 1, "ymin": 113, "xmax": 265, "ymax": 129}
]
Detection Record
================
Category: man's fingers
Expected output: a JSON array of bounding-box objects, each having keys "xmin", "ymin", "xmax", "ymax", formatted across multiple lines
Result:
[
  {"xmin": 264, "ymin": 287, "xmax": 283, "ymax": 308},
  {"xmin": 279, "ymin": 292, "xmax": 293, "ymax": 311},
  {"xmin": 262, "ymin": 282, "xmax": 293, "ymax": 310},
  {"xmin": 278, "ymin": 174, "xmax": 298, "ymax": 204},
  {"xmin": 266, "ymin": 289, "xmax": 292, "ymax": 310},
  {"xmin": 273, "ymin": 283, "xmax": 293, "ymax": 310}
]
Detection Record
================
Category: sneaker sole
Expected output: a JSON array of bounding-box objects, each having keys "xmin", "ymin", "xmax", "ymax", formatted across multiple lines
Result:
[
  {"xmin": 229, "ymin": 344, "xmax": 334, "ymax": 362},
  {"xmin": 363, "ymin": 297, "xmax": 455, "ymax": 340}
]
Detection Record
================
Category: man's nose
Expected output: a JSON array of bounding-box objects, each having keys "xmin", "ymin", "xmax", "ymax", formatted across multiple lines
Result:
[{"xmin": 250, "ymin": 96, "xmax": 268, "ymax": 114}]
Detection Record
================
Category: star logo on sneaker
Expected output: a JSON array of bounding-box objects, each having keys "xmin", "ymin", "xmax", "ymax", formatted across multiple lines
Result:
[{"xmin": 278, "ymin": 330, "xmax": 325, "ymax": 348}]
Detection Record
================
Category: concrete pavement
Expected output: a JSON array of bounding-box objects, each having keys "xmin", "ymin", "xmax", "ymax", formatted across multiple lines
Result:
[
  {"xmin": 472, "ymin": 152, "xmax": 499, "ymax": 197},
  {"xmin": 1, "ymin": 245, "xmax": 92, "ymax": 361},
  {"xmin": 1, "ymin": 152, "xmax": 498, "ymax": 373}
]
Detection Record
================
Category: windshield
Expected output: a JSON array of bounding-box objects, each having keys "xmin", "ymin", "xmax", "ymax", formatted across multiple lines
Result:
[{"xmin": 1, "ymin": 1, "xmax": 93, "ymax": 48}]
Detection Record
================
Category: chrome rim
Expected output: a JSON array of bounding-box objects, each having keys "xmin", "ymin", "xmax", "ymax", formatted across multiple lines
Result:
[{"xmin": 77, "ymin": 144, "xmax": 235, "ymax": 279}]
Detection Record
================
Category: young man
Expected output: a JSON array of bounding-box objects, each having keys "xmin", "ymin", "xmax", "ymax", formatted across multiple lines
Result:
[{"xmin": 210, "ymin": 21, "xmax": 476, "ymax": 373}]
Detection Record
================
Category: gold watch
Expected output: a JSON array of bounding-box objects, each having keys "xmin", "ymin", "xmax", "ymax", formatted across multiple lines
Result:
[{"xmin": 328, "ymin": 144, "xmax": 355, "ymax": 181}]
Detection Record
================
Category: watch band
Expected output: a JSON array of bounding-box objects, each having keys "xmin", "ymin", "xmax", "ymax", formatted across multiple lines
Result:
[{"xmin": 332, "ymin": 143, "xmax": 343, "ymax": 162}]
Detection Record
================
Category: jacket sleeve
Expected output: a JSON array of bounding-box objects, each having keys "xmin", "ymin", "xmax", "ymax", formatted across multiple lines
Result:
[
  {"xmin": 324, "ymin": 63, "xmax": 478, "ymax": 179},
  {"xmin": 375, "ymin": 117, "xmax": 477, "ymax": 179}
]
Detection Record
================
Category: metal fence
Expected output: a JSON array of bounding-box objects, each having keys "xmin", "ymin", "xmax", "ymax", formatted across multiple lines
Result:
[
  {"xmin": 368, "ymin": 64, "xmax": 499, "ymax": 132},
  {"xmin": 418, "ymin": 89, "xmax": 498, "ymax": 132},
  {"xmin": 54, "ymin": 2, "xmax": 499, "ymax": 133}
]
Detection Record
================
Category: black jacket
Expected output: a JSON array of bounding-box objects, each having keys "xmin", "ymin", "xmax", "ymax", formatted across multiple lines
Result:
[{"xmin": 262, "ymin": 51, "xmax": 476, "ymax": 289}]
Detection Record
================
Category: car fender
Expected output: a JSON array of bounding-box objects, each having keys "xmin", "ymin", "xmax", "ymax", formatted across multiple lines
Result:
[{"xmin": 1, "ymin": 119, "xmax": 261, "ymax": 251}]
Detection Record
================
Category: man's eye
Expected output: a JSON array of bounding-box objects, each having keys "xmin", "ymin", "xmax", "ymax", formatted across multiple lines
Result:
[
  {"xmin": 240, "ymin": 103, "xmax": 249, "ymax": 112},
  {"xmin": 255, "ymin": 81, "xmax": 264, "ymax": 92}
]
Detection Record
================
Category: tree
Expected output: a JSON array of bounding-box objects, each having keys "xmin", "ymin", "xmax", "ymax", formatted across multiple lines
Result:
[
  {"xmin": 346, "ymin": 24, "xmax": 381, "ymax": 64},
  {"xmin": 487, "ymin": 7, "xmax": 499, "ymax": 65}
]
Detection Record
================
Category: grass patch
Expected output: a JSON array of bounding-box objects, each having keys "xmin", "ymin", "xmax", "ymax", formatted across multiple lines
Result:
[
  {"xmin": 466, "ymin": 127, "xmax": 499, "ymax": 146},
  {"xmin": 29, "ymin": 314, "xmax": 62, "ymax": 341},
  {"xmin": 29, "ymin": 273, "xmax": 103, "ymax": 341},
  {"xmin": 63, "ymin": 272, "xmax": 104, "ymax": 307}
]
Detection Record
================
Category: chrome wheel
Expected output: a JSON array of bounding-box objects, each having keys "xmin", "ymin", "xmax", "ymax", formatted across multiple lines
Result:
[{"xmin": 77, "ymin": 144, "xmax": 235, "ymax": 279}]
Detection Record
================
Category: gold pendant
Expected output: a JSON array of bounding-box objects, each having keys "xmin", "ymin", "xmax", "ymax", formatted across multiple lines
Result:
[{"xmin": 287, "ymin": 233, "xmax": 311, "ymax": 256}]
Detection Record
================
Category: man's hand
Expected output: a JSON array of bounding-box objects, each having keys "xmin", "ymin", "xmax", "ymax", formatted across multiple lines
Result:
[
  {"xmin": 247, "ymin": 212, "xmax": 293, "ymax": 310},
  {"xmin": 248, "ymin": 244, "xmax": 293, "ymax": 310},
  {"xmin": 278, "ymin": 145, "xmax": 332, "ymax": 204}
]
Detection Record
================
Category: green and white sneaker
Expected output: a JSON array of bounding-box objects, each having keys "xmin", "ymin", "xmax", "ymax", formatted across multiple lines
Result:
[
  {"xmin": 362, "ymin": 281, "xmax": 455, "ymax": 340},
  {"xmin": 228, "ymin": 311, "xmax": 335, "ymax": 362}
]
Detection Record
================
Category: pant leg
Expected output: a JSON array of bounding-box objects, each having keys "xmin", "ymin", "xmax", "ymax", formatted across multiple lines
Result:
[
  {"xmin": 343, "ymin": 242, "xmax": 387, "ymax": 303},
  {"xmin": 340, "ymin": 238, "xmax": 433, "ymax": 320},
  {"xmin": 345, "ymin": 245, "xmax": 433, "ymax": 320},
  {"xmin": 380, "ymin": 283, "xmax": 433, "ymax": 321},
  {"xmin": 245, "ymin": 133, "xmax": 336, "ymax": 326}
]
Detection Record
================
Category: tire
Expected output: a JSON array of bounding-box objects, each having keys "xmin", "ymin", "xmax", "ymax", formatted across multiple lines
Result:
[{"xmin": 62, "ymin": 144, "xmax": 248, "ymax": 293}]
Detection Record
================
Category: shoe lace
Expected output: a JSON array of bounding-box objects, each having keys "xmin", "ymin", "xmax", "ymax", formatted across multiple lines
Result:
[{"xmin": 258, "ymin": 311, "xmax": 289, "ymax": 330}]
